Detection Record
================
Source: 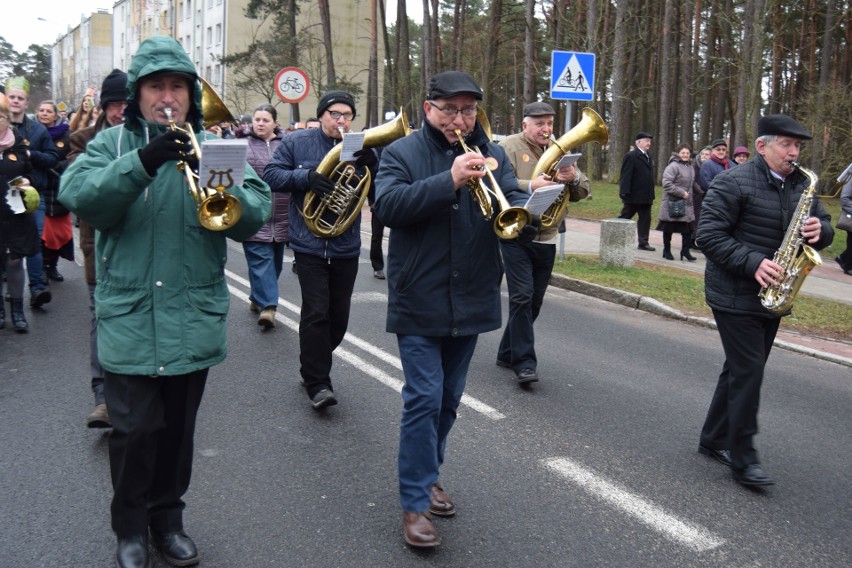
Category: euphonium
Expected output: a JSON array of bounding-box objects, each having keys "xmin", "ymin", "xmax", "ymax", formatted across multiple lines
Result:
[
  {"xmin": 303, "ymin": 111, "xmax": 411, "ymax": 238},
  {"xmin": 455, "ymin": 108, "xmax": 532, "ymax": 240},
  {"xmin": 164, "ymin": 78, "xmax": 243, "ymax": 231},
  {"xmin": 758, "ymin": 162, "xmax": 822, "ymax": 313},
  {"xmin": 531, "ymin": 107, "xmax": 608, "ymax": 230}
]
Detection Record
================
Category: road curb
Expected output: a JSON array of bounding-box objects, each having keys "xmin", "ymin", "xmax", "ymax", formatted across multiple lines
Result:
[{"xmin": 549, "ymin": 273, "xmax": 852, "ymax": 368}]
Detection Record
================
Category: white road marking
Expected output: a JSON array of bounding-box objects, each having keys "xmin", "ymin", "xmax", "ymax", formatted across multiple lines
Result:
[
  {"xmin": 225, "ymin": 270, "xmax": 505, "ymax": 420},
  {"xmin": 542, "ymin": 457, "xmax": 725, "ymax": 551}
]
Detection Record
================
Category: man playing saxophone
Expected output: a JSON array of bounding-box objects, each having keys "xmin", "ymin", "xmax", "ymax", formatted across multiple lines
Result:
[
  {"xmin": 696, "ymin": 114, "xmax": 833, "ymax": 488},
  {"xmin": 496, "ymin": 101, "xmax": 590, "ymax": 384}
]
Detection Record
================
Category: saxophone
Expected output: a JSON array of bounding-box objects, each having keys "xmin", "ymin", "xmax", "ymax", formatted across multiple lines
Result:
[{"xmin": 758, "ymin": 162, "xmax": 822, "ymax": 313}]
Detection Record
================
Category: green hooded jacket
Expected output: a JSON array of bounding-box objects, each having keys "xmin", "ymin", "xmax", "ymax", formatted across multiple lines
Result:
[{"xmin": 59, "ymin": 36, "xmax": 271, "ymax": 376}]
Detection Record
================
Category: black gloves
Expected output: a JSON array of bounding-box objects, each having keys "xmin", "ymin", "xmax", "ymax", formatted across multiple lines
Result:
[
  {"xmin": 308, "ymin": 170, "xmax": 335, "ymax": 198},
  {"xmin": 516, "ymin": 214, "xmax": 542, "ymax": 244},
  {"xmin": 353, "ymin": 148, "xmax": 378, "ymax": 170},
  {"xmin": 138, "ymin": 130, "xmax": 194, "ymax": 176}
]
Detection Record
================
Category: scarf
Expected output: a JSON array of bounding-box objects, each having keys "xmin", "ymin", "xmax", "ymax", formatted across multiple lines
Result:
[
  {"xmin": 709, "ymin": 153, "xmax": 729, "ymax": 169},
  {"xmin": 0, "ymin": 127, "xmax": 14, "ymax": 153},
  {"xmin": 47, "ymin": 121, "xmax": 70, "ymax": 140}
]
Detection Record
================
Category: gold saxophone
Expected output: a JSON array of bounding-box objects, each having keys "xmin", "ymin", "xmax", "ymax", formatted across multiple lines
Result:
[{"xmin": 758, "ymin": 162, "xmax": 822, "ymax": 313}]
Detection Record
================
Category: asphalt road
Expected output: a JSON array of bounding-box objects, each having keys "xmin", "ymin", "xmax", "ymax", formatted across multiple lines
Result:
[{"xmin": 1, "ymin": 236, "xmax": 850, "ymax": 568}]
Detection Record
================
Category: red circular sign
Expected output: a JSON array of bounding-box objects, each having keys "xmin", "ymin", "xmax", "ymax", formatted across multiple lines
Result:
[{"xmin": 274, "ymin": 67, "xmax": 310, "ymax": 103}]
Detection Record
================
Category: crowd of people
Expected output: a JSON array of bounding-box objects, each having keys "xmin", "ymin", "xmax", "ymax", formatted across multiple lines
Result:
[{"xmin": 2, "ymin": 33, "xmax": 847, "ymax": 566}]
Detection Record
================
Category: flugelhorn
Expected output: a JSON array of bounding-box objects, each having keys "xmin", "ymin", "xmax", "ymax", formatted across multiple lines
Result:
[
  {"xmin": 164, "ymin": 78, "xmax": 243, "ymax": 231},
  {"xmin": 531, "ymin": 107, "xmax": 608, "ymax": 230},
  {"xmin": 303, "ymin": 111, "xmax": 411, "ymax": 238},
  {"xmin": 455, "ymin": 108, "xmax": 532, "ymax": 240}
]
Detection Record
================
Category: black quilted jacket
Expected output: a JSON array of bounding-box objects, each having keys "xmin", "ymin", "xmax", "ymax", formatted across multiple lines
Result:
[{"xmin": 697, "ymin": 154, "xmax": 834, "ymax": 317}]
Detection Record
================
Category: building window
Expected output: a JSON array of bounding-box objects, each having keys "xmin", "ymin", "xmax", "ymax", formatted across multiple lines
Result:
[
  {"xmin": 215, "ymin": 24, "xmax": 222, "ymax": 45},
  {"xmin": 214, "ymin": 64, "xmax": 221, "ymax": 85},
  {"xmin": 207, "ymin": 26, "xmax": 212, "ymax": 45}
]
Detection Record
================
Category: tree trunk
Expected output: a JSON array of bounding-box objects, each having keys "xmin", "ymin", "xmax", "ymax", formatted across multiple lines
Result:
[
  {"xmin": 523, "ymin": 0, "xmax": 536, "ymax": 104},
  {"xmin": 317, "ymin": 0, "xmax": 336, "ymax": 86},
  {"xmin": 367, "ymin": 0, "xmax": 379, "ymax": 127}
]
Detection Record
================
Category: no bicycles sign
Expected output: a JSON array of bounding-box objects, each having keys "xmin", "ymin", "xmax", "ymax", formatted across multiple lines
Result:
[{"xmin": 274, "ymin": 67, "xmax": 310, "ymax": 103}]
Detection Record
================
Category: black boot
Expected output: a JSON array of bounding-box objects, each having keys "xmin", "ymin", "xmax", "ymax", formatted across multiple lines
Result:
[
  {"xmin": 680, "ymin": 232, "xmax": 697, "ymax": 262},
  {"xmin": 662, "ymin": 232, "xmax": 674, "ymax": 260},
  {"xmin": 44, "ymin": 260, "xmax": 64, "ymax": 282},
  {"xmin": 9, "ymin": 299, "xmax": 28, "ymax": 333}
]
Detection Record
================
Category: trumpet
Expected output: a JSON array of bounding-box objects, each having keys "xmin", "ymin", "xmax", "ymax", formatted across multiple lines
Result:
[
  {"xmin": 454, "ymin": 111, "xmax": 531, "ymax": 240},
  {"xmin": 163, "ymin": 78, "xmax": 243, "ymax": 231}
]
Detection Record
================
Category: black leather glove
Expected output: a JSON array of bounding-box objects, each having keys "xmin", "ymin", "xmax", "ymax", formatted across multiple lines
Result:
[
  {"xmin": 307, "ymin": 170, "xmax": 335, "ymax": 198},
  {"xmin": 353, "ymin": 148, "xmax": 378, "ymax": 170},
  {"xmin": 516, "ymin": 214, "xmax": 541, "ymax": 244},
  {"xmin": 138, "ymin": 130, "xmax": 193, "ymax": 176}
]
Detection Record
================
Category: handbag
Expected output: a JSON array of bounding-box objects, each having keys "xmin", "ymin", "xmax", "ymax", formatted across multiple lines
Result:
[
  {"xmin": 667, "ymin": 198, "xmax": 686, "ymax": 219},
  {"xmin": 837, "ymin": 212, "xmax": 852, "ymax": 232}
]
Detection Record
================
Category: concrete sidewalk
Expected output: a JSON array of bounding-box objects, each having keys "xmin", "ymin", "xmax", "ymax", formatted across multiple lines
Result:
[{"xmin": 554, "ymin": 218, "xmax": 852, "ymax": 366}]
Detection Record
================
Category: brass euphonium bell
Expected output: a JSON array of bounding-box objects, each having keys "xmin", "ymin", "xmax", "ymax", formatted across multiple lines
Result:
[
  {"xmin": 303, "ymin": 111, "xmax": 411, "ymax": 238},
  {"xmin": 166, "ymin": 77, "xmax": 243, "ymax": 231},
  {"xmin": 531, "ymin": 107, "xmax": 608, "ymax": 231}
]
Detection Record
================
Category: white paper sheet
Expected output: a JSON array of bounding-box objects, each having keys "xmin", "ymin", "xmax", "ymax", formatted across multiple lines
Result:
[
  {"xmin": 340, "ymin": 131, "xmax": 366, "ymax": 162},
  {"xmin": 199, "ymin": 139, "xmax": 249, "ymax": 189},
  {"xmin": 523, "ymin": 184, "xmax": 564, "ymax": 216},
  {"xmin": 554, "ymin": 152, "xmax": 582, "ymax": 170}
]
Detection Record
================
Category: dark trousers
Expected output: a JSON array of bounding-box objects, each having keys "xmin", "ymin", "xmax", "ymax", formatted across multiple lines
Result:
[
  {"xmin": 104, "ymin": 369, "xmax": 208, "ymax": 537},
  {"xmin": 294, "ymin": 252, "xmax": 359, "ymax": 395},
  {"xmin": 837, "ymin": 231, "xmax": 852, "ymax": 268},
  {"xmin": 700, "ymin": 310, "xmax": 780, "ymax": 471},
  {"xmin": 88, "ymin": 283, "xmax": 105, "ymax": 405},
  {"xmin": 497, "ymin": 240, "xmax": 555, "ymax": 371},
  {"xmin": 370, "ymin": 213, "xmax": 385, "ymax": 271},
  {"xmin": 619, "ymin": 202, "xmax": 652, "ymax": 246}
]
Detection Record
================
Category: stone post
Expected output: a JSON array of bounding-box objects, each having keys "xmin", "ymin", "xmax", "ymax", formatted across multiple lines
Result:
[{"xmin": 600, "ymin": 218, "xmax": 636, "ymax": 268}]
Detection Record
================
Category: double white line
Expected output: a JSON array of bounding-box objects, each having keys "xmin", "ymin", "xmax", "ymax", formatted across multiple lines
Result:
[{"xmin": 225, "ymin": 268, "xmax": 724, "ymax": 552}]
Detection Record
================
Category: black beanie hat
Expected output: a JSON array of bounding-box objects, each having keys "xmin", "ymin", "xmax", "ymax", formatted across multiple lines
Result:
[
  {"xmin": 317, "ymin": 90, "xmax": 356, "ymax": 119},
  {"xmin": 100, "ymin": 69, "xmax": 128, "ymax": 108}
]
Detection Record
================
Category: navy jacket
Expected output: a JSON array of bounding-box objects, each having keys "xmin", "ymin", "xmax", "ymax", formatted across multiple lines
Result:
[
  {"xmin": 375, "ymin": 120, "xmax": 527, "ymax": 336},
  {"xmin": 262, "ymin": 127, "xmax": 361, "ymax": 258},
  {"xmin": 698, "ymin": 154, "xmax": 833, "ymax": 317},
  {"xmin": 12, "ymin": 115, "xmax": 58, "ymax": 194}
]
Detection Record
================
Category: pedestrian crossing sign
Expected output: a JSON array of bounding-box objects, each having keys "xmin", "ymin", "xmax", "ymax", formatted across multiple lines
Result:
[{"xmin": 550, "ymin": 51, "xmax": 595, "ymax": 101}]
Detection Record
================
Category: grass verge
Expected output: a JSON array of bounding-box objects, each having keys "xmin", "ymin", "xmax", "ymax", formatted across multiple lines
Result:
[{"xmin": 553, "ymin": 254, "xmax": 851, "ymax": 343}]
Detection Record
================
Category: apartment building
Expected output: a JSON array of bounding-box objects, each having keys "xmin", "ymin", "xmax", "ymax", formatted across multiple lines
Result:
[{"xmin": 50, "ymin": 11, "xmax": 113, "ymax": 111}]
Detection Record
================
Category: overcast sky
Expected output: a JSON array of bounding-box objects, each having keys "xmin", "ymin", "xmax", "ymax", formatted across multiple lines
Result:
[{"xmin": 1, "ymin": 1, "xmax": 423, "ymax": 54}]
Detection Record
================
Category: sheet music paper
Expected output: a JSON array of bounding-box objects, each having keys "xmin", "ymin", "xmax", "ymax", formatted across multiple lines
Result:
[
  {"xmin": 554, "ymin": 152, "xmax": 582, "ymax": 170},
  {"xmin": 340, "ymin": 131, "xmax": 366, "ymax": 162},
  {"xmin": 523, "ymin": 184, "xmax": 564, "ymax": 216},
  {"xmin": 5, "ymin": 188, "xmax": 25, "ymax": 214},
  {"xmin": 199, "ymin": 139, "xmax": 249, "ymax": 189}
]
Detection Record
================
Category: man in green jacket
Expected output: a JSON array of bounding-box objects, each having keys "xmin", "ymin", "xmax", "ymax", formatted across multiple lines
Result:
[{"xmin": 60, "ymin": 36, "xmax": 271, "ymax": 568}]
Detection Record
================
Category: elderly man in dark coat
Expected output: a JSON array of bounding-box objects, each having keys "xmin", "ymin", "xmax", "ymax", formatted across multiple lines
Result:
[{"xmin": 618, "ymin": 131, "xmax": 656, "ymax": 250}]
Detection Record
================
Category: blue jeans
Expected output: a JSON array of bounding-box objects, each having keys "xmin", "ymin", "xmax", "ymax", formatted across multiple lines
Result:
[
  {"xmin": 397, "ymin": 334, "xmax": 478, "ymax": 512},
  {"xmin": 242, "ymin": 240, "xmax": 287, "ymax": 309},
  {"xmin": 497, "ymin": 240, "xmax": 555, "ymax": 371},
  {"xmin": 26, "ymin": 201, "xmax": 46, "ymax": 293}
]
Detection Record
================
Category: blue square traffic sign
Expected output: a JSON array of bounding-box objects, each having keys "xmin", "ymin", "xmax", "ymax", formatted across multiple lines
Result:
[{"xmin": 550, "ymin": 51, "xmax": 595, "ymax": 101}]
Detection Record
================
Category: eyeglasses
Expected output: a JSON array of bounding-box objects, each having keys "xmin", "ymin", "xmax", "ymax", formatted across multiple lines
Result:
[
  {"xmin": 0, "ymin": 115, "xmax": 8, "ymax": 122},
  {"xmin": 427, "ymin": 101, "xmax": 478, "ymax": 118},
  {"xmin": 328, "ymin": 110, "xmax": 354, "ymax": 121}
]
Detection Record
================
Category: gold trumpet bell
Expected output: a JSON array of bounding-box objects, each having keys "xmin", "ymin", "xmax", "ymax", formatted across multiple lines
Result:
[{"xmin": 198, "ymin": 192, "xmax": 243, "ymax": 231}]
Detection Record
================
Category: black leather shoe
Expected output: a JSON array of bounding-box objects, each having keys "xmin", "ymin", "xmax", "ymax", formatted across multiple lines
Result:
[
  {"xmin": 495, "ymin": 359, "xmax": 511, "ymax": 369},
  {"xmin": 516, "ymin": 368, "xmax": 539, "ymax": 384},
  {"xmin": 373, "ymin": 269, "xmax": 386, "ymax": 280},
  {"xmin": 310, "ymin": 388, "xmax": 338, "ymax": 410},
  {"xmin": 151, "ymin": 529, "xmax": 199, "ymax": 566},
  {"xmin": 117, "ymin": 535, "xmax": 149, "ymax": 568},
  {"xmin": 698, "ymin": 444, "xmax": 732, "ymax": 467},
  {"xmin": 733, "ymin": 464, "xmax": 776, "ymax": 487},
  {"xmin": 638, "ymin": 244, "xmax": 656, "ymax": 251},
  {"xmin": 29, "ymin": 288, "xmax": 52, "ymax": 308},
  {"xmin": 46, "ymin": 266, "xmax": 64, "ymax": 282}
]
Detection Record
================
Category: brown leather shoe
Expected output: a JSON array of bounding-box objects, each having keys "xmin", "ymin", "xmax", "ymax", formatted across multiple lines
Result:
[
  {"xmin": 429, "ymin": 483, "xmax": 456, "ymax": 517},
  {"xmin": 402, "ymin": 512, "xmax": 440, "ymax": 548}
]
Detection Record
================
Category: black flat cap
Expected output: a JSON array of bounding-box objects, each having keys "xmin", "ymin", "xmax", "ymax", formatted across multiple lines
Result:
[
  {"xmin": 427, "ymin": 71, "xmax": 483, "ymax": 101},
  {"xmin": 635, "ymin": 131, "xmax": 653, "ymax": 140},
  {"xmin": 711, "ymin": 138, "xmax": 727, "ymax": 149},
  {"xmin": 757, "ymin": 114, "xmax": 812, "ymax": 140},
  {"xmin": 523, "ymin": 101, "xmax": 555, "ymax": 117}
]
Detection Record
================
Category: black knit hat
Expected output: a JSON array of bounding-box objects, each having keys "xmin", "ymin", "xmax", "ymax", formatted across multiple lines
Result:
[
  {"xmin": 99, "ymin": 69, "xmax": 128, "ymax": 108},
  {"xmin": 317, "ymin": 90, "xmax": 356, "ymax": 119}
]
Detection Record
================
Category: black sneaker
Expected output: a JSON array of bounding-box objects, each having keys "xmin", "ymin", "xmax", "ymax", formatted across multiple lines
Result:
[
  {"xmin": 29, "ymin": 288, "xmax": 52, "ymax": 308},
  {"xmin": 310, "ymin": 389, "xmax": 338, "ymax": 410}
]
